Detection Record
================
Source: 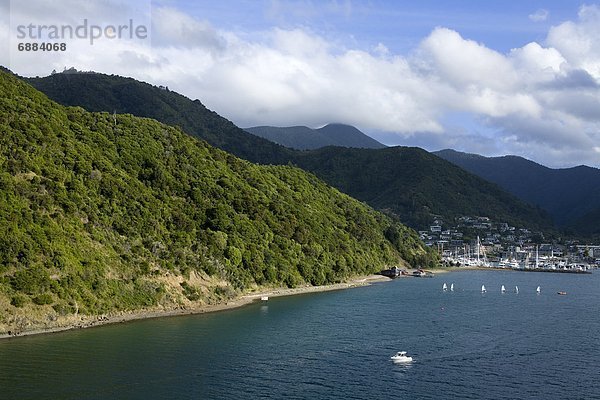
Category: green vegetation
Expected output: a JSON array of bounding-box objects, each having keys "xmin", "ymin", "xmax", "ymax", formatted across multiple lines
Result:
[
  {"xmin": 294, "ymin": 147, "xmax": 555, "ymax": 231},
  {"xmin": 0, "ymin": 70, "xmax": 436, "ymax": 319},
  {"xmin": 27, "ymin": 71, "xmax": 295, "ymax": 165},
  {"xmin": 435, "ymin": 149, "xmax": 600, "ymax": 234},
  {"xmin": 27, "ymin": 72, "xmax": 557, "ymax": 233},
  {"xmin": 568, "ymin": 206, "xmax": 600, "ymax": 238}
]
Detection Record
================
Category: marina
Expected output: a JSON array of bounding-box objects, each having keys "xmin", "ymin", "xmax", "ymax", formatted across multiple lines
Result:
[{"xmin": 442, "ymin": 237, "xmax": 597, "ymax": 274}]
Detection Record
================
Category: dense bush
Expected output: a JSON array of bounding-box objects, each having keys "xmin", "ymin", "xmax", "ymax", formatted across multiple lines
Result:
[
  {"xmin": 10, "ymin": 294, "xmax": 27, "ymax": 308},
  {"xmin": 32, "ymin": 293, "xmax": 54, "ymax": 305},
  {"xmin": 0, "ymin": 70, "xmax": 437, "ymax": 316},
  {"xmin": 28, "ymin": 72, "xmax": 555, "ymax": 232}
]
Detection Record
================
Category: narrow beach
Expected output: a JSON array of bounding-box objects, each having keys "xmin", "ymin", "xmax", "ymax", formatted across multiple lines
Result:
[{"xmin": 0, "ymin": 274, "xmax": 392, "ymax": 340}]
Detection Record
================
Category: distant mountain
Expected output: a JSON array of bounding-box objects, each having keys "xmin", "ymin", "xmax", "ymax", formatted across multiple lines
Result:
[
  {"xmin": 27, "ymin": 72, "xmax": 556, "ymax": 233},
  {"xmin": 295, "ymin": 146, "xmax": 553, "ymax": 231},
  {"xmin": 245, "ymin": 124, "xmax": 386, "ymax": 150},
  {"xmin": 434, "ymin": 149, "xmax": 600, "ymax": 234}
]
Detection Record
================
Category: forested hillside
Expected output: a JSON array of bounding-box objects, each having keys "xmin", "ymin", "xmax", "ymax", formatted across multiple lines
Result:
[
  {"xmin": 435, "ymin": 149, "xmax": 600, "ymax": 233},
  {"xmin": 0, "ymin": 71, "xmax": 436, "ymax": 326},
  {"xmin": 294, "ymin": 147, "xmax": 553, "ymax": 230},
  {"xmin": 28, "ymin": 72, "xmax": 294, "ymax": 165},
  {"xmin": 28, "ymin": 72, "xmax": 556, "ymax": 233}
]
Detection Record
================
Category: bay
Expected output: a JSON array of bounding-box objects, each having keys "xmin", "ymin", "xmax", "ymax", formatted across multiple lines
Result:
[{"xmin": 1, "ymin": 270, "xmax": 600, "ymax": 399}]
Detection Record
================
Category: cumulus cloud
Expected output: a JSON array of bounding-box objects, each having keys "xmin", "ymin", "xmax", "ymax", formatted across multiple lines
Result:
[
  {"xmin": 418, "ymin": 28, "xmax": 518, "ymax": 91},
  {"xmin": 1, "ymin": 1, "xmax": 599, "ymax": 168},
  {"xmin": 547, "ymin": 5, "xmax": 600, "ymax": 79},
  {"xmin": 3, "ymin": 0, "xmax": 151, "ymax": 76}
]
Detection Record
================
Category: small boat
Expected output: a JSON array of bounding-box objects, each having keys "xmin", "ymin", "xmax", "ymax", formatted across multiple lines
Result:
[
  {"xmin": 515, "ymin": 286, "xmax": 519, "ymax": 294},
  {"xmin": 443, "ymin": 283, "xmax": 448, "ymax": 291},
  {"xmin": 481, "ymin": 285, "xmax": 486, "ymax": 293},
  {"xmin": 260, "ymin": 296, "xmax": 269, "ymax": 301},
  {"xmin": 557, "ymin": 291, "xmax": 567, "ymax": 295},
  {"xmin": 536, "ymin": 286, "xmax": 541, "ymax": 294},
  {"xmin": 390, "ymin": 351, "xmax": 413, "ymax": 363},
  {"xmin": 450, "ymin": 283, "xmax": 454, "ymax": 292},
  {"xmin": 501, "ymin": 285, "xmax": 506, "ymax": 293}
]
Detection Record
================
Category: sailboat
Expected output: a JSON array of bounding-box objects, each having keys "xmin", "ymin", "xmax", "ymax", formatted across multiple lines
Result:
[
  {"xmin": 515, "ymin": 286, "xmax": 519, "ymax": 294},
  {"xmin": 450, "ymin": 283, "xmax": 454, "ymax": 292},
  {"xmin": 443, "ymin": 283, "xmax": 448, "ymax": 291},
  {"xmin": 536, "ymin": 286, "xmax": 541, "ymax": 294},
  {"xmin": 481, "ymin": 285, "xmax": 486, "ymax": 293},
  {"xmin": 501, "ymin": 285, "xmax": 506, "ymax": 293}
]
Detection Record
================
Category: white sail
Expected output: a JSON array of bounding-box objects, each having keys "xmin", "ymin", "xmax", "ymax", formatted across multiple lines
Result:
[
  {"xmin": 536, "ymin": 286, "xmax": 541, "ymax": 294},
  {"xmin": 515, "ymin": 286, "xmax": 519, "ymax": 294},
  {"xmin": 501, "ymin": 285, "xmax": 506, "ymax": 293},
  {"xmin": 450, "ymin": 283, "xmax": 454, "ymax": 292},
  {"xmin": 443, "ymin": 283, "xmax": 448, "ymax": 291},
  {"xmin": 481, "ymin": 284, "xmax": 486, "ymax": 293}
]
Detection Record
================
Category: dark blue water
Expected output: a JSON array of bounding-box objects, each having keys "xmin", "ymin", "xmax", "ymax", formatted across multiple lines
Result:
[{"xmin": 1, "ymin": 270, "xmax": 600, "ymax": 399}]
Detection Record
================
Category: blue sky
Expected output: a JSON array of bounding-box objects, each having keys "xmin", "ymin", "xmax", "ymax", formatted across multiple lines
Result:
[
  {"xmin": 164, "ymin": 0, "xmax": 578, "ymax": 52},
  {"xmin": 2, "ymin": 0, "xmax": 599, "ymax": 167}
]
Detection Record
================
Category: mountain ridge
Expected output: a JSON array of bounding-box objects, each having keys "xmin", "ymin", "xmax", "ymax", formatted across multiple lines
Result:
[
  {"xmin": 26, "ymin": 71, "xmax": 295, "ymax": 165},
  {"xmin": 294, "ymin": 146, "xmax": 554, "ymax": 231},
  {"xmin": 434, "ymin": 149, "xmax": 600, "ymax": 234},
  {"xmin": 1, "ymin": 69, "xmax": 436, "ymax": 333},
  {"xmin": 26, "ymin": 71, "xmax": 557, "ymax": 234},
  {"xmin": 245, "ymin": 123, "xmax": 386, "ymax": 150}
]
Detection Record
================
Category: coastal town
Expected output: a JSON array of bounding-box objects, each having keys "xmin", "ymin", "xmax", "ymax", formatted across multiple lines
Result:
[{"xmin": 420, "ymin": 215, "xmax": 600, "ymax": 271}]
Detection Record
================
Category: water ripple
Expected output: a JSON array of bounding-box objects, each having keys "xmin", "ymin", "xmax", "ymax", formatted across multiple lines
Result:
[{"xmin": 1, "ymin": 271, "xmax": 600, "ymax": 399}]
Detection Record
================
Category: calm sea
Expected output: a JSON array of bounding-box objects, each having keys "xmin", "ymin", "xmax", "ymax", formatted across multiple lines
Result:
[{"xmin": 1, "ymin": 270, "xmax": 599, "ymax": 400}]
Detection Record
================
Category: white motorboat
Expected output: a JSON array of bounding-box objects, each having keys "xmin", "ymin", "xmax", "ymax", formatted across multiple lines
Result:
[
  {"xmin": 450, "ymin": 283, "xmax": 454, "ymax": 292},
  {"xmin": 481, "ymin": 285, "xmax": 486, "ymax": 293},
  {"xmin": 442, "ymin": 283, "xmax": 448, "ymax": 291},
  {"xmin": 391, "ymin": 351, "xmax": 413, "ymax": 363}
]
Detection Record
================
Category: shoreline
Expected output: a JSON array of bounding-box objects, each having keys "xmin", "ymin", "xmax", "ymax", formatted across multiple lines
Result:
[{"xmin": 0, "ymin": 274, "xmax": 391, "ymax": 341}]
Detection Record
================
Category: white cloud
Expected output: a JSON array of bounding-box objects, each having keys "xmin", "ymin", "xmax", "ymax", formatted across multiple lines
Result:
[
  {"xmin": 547, "ymin": 5, "xmax": 600, "ymax": 79},
  {"xmin": 509, "ymin": 42, "xmax": 565, "ymax": 76},
  {"xmin": 151, "ymin": 7, "xmax": 224, "ymax": 50},
  {"xmin": 2, "ymin": 0, "xmax": 151, "ymax": 76},
  {"xmin": 529, "ymin": 9, "xmax": 549, "ymax": 22},
  {"xmin": 0, "ymin": 2, "xmax": 9, "ymax": 66},
  {"xmin": 1, "ymin": 1, "xmax": 599, "ymax": 168},
  {"xmin": 418, "ymin": 28, "xmax": 517, "ymax": 91}
]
